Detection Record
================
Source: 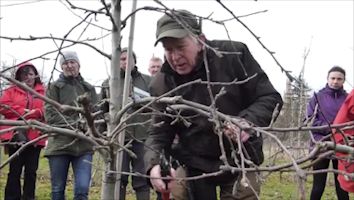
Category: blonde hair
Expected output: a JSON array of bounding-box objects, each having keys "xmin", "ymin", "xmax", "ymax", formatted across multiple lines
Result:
[{"xmin": 150, "ymin": 56, "xmax": 163, "ymax": 63}]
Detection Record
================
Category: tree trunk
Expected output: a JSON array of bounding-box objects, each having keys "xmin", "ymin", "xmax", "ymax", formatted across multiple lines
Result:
[
  {"xmin": 115, "ymin": 0, "xmax": 138, "ymax": 198},
  {"xmin": 100, "ymin": 0, "xmax": 122, "ymax": 199}
]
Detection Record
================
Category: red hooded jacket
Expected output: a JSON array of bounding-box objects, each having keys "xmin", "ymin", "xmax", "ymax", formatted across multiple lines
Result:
[
  {"xmin": 0, "ymin": 62, "xmax": 46, "ymax": 147},
  {"xmin": 333, "ymin": 89, "xmax": 354, "ymax": 193}
]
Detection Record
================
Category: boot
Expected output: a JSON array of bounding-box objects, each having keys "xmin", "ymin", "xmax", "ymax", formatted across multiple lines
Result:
[{"xmin": 119, "ymin": 185, "xmax": 126, "ymax": 200}]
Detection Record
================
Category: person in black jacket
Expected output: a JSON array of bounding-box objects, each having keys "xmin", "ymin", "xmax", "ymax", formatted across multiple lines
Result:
[
  {"xmin": 144, "ymin": 10, "xmax": 283, "ymax": 200},
  {"xmin": 101, "ymin": 48, "xmax": 151, "ymax": 200}
]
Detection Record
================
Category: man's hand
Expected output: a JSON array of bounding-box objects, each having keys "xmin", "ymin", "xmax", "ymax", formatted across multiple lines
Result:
[
  {"xmin": 224, "ymin": 121, "xmax": 251, "ymax": 143},
  {"xmin": 150, "ymin": 165, "xmax": 176, "ymax": 193}
]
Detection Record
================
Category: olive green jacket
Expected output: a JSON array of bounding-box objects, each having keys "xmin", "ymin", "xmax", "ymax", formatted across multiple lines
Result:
[{"xmin": 44, "ymin": 74, "xmax": 98, "ymax": 156}]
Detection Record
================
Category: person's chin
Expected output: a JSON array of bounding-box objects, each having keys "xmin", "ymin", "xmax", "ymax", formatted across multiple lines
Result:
[
  {"xmin": 177, "ymin": 66, "xmax": 193, "ymax": 74},
  {"xmin": 331, "ymin": 86, "xmax": 341, "ymax": 90},
  {"xmin": 25, "ymin": 82, "xmax": 34, "ymax": 87},
  {"xmin": 65, "ymin": 73, "xmax": 77, "ymax": 77}
]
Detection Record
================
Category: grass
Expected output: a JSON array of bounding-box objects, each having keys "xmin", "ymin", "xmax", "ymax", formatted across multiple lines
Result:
[
  {"xmin": 1, "ymin": 149, "xmax": 353, "ymax": 200},
  {"xmin": 0, "ymin": 150, "xmax": 155, "ymax": 200}
]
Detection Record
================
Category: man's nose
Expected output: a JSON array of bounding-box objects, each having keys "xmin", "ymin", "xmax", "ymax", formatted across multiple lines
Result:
[{"xmin": 171, "ymin": 50, "xmax": 181, "ymax": 62}]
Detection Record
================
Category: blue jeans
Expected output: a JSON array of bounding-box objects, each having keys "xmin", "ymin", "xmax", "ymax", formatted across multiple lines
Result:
[{"xmin": 48, "ymin": 153, "xmax": 93, "ymax": 200}]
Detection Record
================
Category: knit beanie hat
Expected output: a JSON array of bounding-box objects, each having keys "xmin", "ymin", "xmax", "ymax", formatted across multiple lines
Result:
[{"xmin": 59, "ymin": 51, "xmax": 80, "ymax": 66}]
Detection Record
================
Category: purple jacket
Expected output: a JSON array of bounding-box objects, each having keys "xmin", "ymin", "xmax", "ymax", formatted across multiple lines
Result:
[{"xmin": 307, "ymin": 84, "xmax": 347, "ymax": 146}]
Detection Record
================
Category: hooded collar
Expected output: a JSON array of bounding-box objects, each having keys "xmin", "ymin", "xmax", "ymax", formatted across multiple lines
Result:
[
  {"xmin": 15, "ymin": 62, "xmax": 39, "ymax": 82},
  {"xmin": 11, "ymin": 82, "xmax": 44, "ymax": 95}
]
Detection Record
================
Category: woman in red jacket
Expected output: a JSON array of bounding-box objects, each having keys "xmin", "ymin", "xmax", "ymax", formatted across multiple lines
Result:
[
  {"xmin": 333, "ymin": 89, "xmax": 354, "ymax": 193},
  {"xmin": 0, "ymin": 61, "xmax": 46, "ymax": 200}
]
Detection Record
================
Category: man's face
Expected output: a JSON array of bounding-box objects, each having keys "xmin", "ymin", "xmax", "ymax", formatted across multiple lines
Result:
[
  {"xmin": 120, "ymin": 52, "xmax": 128, "ymax": 70},
  {"xmin": 327, "ymin": 71, "xmax": 345, "ymax": 90},
  {"xmin": 148, "ymin": 60, "xmax": 162, "ymax": 76},
  {"xmin": 162, "ymin": 36, "xmax": 202, "ymax": 75},
  {"xmin": 120, "ymin": 51, "xmax": 135, "ymax": 71},
  {"xmin": 61, "ymin": 60, "xmax": 80, "ymax": 77}
]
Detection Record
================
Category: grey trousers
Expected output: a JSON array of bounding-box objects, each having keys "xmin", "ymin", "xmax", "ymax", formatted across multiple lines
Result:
[{"xmin": 171, "ymin": 167, "xmax": 261, "ymax": 200}]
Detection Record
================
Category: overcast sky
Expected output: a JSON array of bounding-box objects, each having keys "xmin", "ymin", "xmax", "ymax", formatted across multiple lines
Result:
[{"xmin": 1, "ymin": 0, "xmax": 353, "ymax": 94}]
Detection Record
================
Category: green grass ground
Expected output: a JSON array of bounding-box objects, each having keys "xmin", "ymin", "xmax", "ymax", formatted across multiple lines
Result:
[{"xmin": 1, "ymin": 150, "xmax": 353, "ymax": 200}]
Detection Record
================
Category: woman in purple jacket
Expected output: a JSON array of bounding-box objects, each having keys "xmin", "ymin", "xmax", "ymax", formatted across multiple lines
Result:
[{"xmin": 307, "ymin": 66, "xmax": 349, "ymax": 200}]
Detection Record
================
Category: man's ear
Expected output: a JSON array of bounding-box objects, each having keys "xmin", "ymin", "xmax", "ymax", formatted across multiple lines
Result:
[
  {"xmin": 198, "ymin": 33, "xmax": 206, "ymax": 42},
  {"xmin": 198, "ymin": 34, "xmax": 206, "ymax": 50}
]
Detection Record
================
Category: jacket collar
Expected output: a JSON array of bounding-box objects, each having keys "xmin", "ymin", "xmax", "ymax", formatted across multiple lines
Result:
[
  {"xmin": 58, "ymin": 73, "xmax": 84, "ymax": 83},
  {"xmin": 323, "ymin": 84, "xmax": 346, "ymax": 94},
  {"xmin": 120, "ymin": 66, "xmax": 139, "ymax": 78},
  {"xmin": 319, "ymin": 84, "xmax": 347, "ymax": 98}
]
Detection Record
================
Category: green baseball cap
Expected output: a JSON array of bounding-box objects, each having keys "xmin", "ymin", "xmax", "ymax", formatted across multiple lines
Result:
[{"xmin": 155, "ymin": 10, "xmax": 200, "ymax": 46}]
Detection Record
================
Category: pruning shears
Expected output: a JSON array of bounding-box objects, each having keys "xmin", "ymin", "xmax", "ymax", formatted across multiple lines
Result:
[{"xmin": 160, "ymin": 151, "xmax": 171, "ymax": 200}]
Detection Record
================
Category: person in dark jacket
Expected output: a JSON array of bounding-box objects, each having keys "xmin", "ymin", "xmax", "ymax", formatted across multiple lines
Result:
[
  {"xmin": 307, "ymin": 66, "xmax": 349, "ymax": 200},
  {"xmin": 0, "ymin": 62, "xmax": 46, "ymax": 200},
  {"xmin": 101, "ymin": 48, "xmax": 151, "ymax": 200},
  {"xmin": 144, "ymin": 10, "xmax": 283, "ymax": 200},
  {"xmin": 45, "ymin": 51, "xmax": 98, "ymax": 200}
]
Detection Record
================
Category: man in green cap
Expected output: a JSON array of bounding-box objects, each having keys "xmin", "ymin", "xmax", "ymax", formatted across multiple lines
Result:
[{"xmin": 144, "ymin": 10, "xmax": 283, "ymax": 200}]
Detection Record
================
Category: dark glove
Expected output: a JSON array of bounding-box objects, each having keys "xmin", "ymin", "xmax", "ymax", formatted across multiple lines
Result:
[
  {"xmin": 99, "ymin": 99, "xmax": 110, "ymax": 114},
  {"xmin": 11, "ymin": 129, "xmax": 28, "ymax": 144},
  {"xmin": 77, "ymin": 120, "xmax": 88, "ymax": 133},
  {"xmin": 243, "ymin": 135, "xmax": 264, "ymax": 165}
]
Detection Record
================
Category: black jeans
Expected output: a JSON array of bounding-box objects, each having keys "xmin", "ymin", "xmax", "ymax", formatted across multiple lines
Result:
[
  {"xmin": 5, "ymin": 145, "xmax": 41, "ymax": 200},
  {"xmin": 310, "ymin": 158, "xmax": 349, "ymax": 200},
  {"xmin": 119, "ymin": 140, "xmax": 150, "ymax": 200}
]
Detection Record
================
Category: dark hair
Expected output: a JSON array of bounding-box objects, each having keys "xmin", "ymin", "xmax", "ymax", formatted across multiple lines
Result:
[
  {"xmin": 15, "ymin": 65, "xmax": 42, "ymax": 85},
  {"xmin": 328, "ymin": 66, "xmax": 346, "ymax": 78},
  {"xmin": 121, "ymin": 47, "xmax": 137, "ymax": 64}
]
